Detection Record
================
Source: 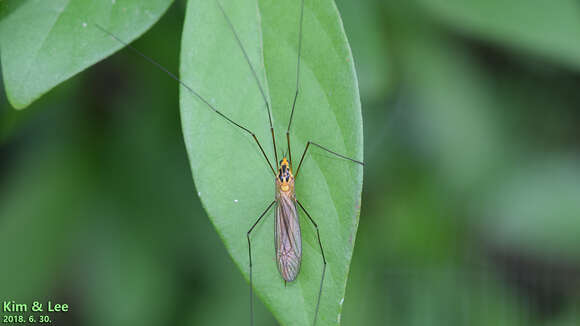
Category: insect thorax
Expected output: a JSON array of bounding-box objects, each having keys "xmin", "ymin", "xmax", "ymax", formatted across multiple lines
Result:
[{"xmin": 276, "ymin": 157, "xmax": 295, "ymax": 195}]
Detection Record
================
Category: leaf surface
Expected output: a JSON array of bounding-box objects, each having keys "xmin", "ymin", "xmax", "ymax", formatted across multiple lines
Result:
[
  {"xmin": 0, "ymin": 0, "xmax": 173, "ymax": 108},
  {"xmin": 180, "ymin": 0, "xmax": 363, "ymax": 324}
]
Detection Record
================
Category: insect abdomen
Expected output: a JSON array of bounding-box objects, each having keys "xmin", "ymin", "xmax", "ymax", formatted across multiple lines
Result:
[
  {"xmin": 278, "ymin": 245, "xmax": 301, "ymax": 282},
  {"xmin": 275, "ymin": 196, "xmax": 302, "ymax": 282}
]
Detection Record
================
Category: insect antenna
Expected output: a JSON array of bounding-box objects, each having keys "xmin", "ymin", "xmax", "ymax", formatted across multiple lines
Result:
[
  {"xmin": 94, "ymin": 23, "xmax": 276, "ymax": 176},
  {"xmin": 216, "ymin": 0, "xmax": 279, "ymax": 165}
]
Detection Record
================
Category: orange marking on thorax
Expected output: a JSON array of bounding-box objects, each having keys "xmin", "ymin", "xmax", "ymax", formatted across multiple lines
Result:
[{"xmin": 277, "ymin": 157, "xmax": 294, "ymax": 194}]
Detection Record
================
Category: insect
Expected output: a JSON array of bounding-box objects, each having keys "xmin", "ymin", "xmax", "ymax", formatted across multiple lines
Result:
[{"xmin": 96, "ymin": 0, "xmax": 363, "ymax": 324}]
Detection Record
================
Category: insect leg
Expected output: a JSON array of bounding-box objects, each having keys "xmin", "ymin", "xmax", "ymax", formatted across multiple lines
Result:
[
  {"xmin": 247, "ymin": 200, "xmax": 276, "ymax": 326},
  {"xmin": 286, "ymin": 0, "xmax": 305, "ymax": 169},
  {"xmin": 295, "ymin": 141, "xmax": 364, "ymax": 179},
  {"xmin": 217, "ymin": 0, "xmax": 279, "ymax": 165},
  {"xmin": 287, "ymin": 132, "xmax": 293, "ymax": 171},
  {"xmin": 286, "ymin": 0, "xmax": 305, "ymax": 135},
  {"xmin": 296, "ymin": 200, "xmax": 326, "ymax": 326},
  {"xmin": 94, "ymin": 24, "xmax": 277, "ymax": 176}
]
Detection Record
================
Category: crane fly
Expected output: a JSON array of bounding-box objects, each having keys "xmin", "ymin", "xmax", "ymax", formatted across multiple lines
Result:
[
  {"xmin": 275, "ymin": 157, "xmax": 301, "ymax": 282},
  {"xmin": 95, "ymin": 0, "xmax": 363, "ymax": 324}
]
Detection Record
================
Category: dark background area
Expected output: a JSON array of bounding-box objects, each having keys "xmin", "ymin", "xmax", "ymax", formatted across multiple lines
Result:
[{"xmin": 1, "ymin": 0, "xmax": 579, "ymax": 325}]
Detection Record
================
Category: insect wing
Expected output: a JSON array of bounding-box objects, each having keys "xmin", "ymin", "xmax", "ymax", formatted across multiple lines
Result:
[{"xmin": 275, "ymin": 194, "xmax": 302, "ymax": 282}]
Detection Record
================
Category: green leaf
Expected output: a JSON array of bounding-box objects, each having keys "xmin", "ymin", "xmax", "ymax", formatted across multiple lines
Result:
[
  {"xmin": 417, "ymin": 0, "xmax": 580, "ymax": 69},
  {"xmin": 0, "ymin": 0, "xmax": 173, "ymax": 109},
  {"xmin": 180, "ymin": 0, "xmax": 363, "ymax": 324}
]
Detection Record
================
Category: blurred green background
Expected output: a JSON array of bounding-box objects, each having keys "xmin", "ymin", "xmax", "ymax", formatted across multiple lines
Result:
[{"xmin": 1, "ymin": 0, "xmax": 580, "ymax": 325}]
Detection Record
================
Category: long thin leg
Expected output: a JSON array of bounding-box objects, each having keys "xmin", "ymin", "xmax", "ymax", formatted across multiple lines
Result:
[
  {"xmin": 296, "ymin": 200, "xmax": 326, "ymax": 326},
  {"xmin": 247, "ymin": 200, "xmax": 276, "ymax": 326},
  {"xmin": 286, "ymin": 0, "xmax": 305, "ymax": 135},
  {"xmin": 286, "ymin": 0, "xmax": 305, "ymax": 169},
  {"xmin": 295, "ymin": 141, "xmax": 364, "ymax": 179},
  {"xmin": 94, "ymin": 24, "xmax": 276, "ymax": 176},
  {"xmin": 217, "ymin": 0, "xmax": 279, "ymax": 165},
  {"xmin": 287, "ymin": 132, "xmax": 293, "ymax": 171}
]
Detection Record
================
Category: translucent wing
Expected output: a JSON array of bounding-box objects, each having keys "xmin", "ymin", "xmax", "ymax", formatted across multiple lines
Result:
[{"xmin": 275, "ymin": 193, "xmax": 302, "ymax": 282}]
